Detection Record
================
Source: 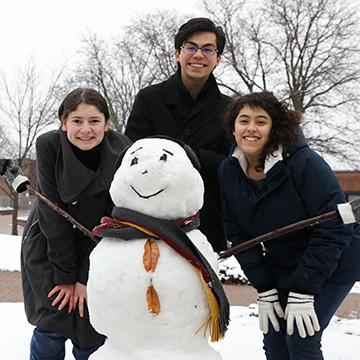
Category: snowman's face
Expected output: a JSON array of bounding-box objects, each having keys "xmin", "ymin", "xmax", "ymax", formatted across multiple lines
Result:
[{"xmin": 110, "ymin": 138, "xmax": 204, "ymax": 219}]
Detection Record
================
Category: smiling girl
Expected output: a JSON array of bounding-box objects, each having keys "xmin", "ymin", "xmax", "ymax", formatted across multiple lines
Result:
[
  {"xmin": 219, "ymin": 91, "xmax": 360, "ymax": 360},
  {"xmin": 21, "ymin": 88, "xmax": 131, "ymax": 359}
]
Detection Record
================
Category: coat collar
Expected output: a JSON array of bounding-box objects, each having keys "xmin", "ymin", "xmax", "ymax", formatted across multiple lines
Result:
[
  {"xmin": 163, "ymin": 69, "xmax": 221, "ymax": 105},
  {"xmin": 57, "ymin": 130, "xmax": 122, "ymax": 203},
  {"xmin": 231, "ymin": 145, "xmax": 284, "ymax": 175}
]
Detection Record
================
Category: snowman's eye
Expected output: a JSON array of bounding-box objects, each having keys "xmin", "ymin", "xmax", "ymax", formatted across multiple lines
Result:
[
  {"xmin": 160, "ymin": 153, "xmax": 167, "ymax": 162},
  {"xmin": 131, "ymin": 157, "xmax": 138, "ymax": 166}
]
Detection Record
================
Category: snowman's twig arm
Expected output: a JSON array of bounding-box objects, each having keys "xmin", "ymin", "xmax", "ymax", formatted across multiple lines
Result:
[
  {"xmin": 219, "ymin": 197, "xmax": 360, "ymax": 259},
  {"xmin": 26, "ymin": 184, "xmax": 99, "ymax": 244},
  {"xmin": 0, "ymin": 159, "xmax": 99, "ymax": 244}
]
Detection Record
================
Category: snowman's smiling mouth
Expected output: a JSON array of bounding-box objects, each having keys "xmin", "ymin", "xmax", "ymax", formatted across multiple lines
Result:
[{"xmin": 131, "ymin": 185, "xmax": 165, "ymax": 199}]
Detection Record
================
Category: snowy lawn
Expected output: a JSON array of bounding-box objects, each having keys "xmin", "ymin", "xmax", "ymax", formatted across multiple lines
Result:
[{"xmin": 1, "ymin": 235, "xmax": 360, "ymax": 359}]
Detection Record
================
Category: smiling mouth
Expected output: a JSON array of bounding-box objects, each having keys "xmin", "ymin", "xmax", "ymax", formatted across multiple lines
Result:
[
  {"xmin": 189, "ymin": 63, "xmax": 206, "ymax": 68},
  {"xmin": 131, "ymin": 185, "xmax": 164, "ymax": 199}
]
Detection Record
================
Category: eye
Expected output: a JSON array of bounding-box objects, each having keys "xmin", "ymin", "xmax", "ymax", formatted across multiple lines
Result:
[
  {"xmin": 186, "ymin": 46, "xmax": 197, "ymax": 53},
  {"xmin": 131, "ymin": 157, "xmax": 138, "ymax": 166},
  {"xmin": 159, "ymin": 153, "xmax": 167, "ymax": 162},
  {"xmin": 202, "ymin": 47, "xmax": 214, "ymax": 55}
]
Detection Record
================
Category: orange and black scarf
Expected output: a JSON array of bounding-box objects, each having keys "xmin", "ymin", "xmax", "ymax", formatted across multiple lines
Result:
[{"xmin": 93, "ymin": 207, "xmax": 229, "ymax": 341}]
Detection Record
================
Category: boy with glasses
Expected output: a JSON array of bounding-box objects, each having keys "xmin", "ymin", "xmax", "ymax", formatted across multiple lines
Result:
[{"xmin": 125, "ymin": 17, "xmax": 231, "ymax": 252}]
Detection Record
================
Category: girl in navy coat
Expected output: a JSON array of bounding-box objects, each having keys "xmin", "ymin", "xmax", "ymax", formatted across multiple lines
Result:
[{"xmin": 219, "ymin": 91, "xmax": 360, "ymax": 360}]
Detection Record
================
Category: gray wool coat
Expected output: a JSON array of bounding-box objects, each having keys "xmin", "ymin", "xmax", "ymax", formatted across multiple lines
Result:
[{"xmin": 21, "ymin": 129, "xmax": 131, "ymax": 348}]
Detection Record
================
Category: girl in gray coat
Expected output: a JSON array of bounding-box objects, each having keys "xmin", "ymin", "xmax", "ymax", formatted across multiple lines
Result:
[{"xmin": 21, "ymin": 88, "xmax": 131, "ymax": 359}]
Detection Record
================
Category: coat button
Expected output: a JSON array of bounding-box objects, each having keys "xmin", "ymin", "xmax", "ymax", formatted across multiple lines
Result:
[{"xmin": 184, "ymin": 128, "xmax": 191, "ymax": 135}]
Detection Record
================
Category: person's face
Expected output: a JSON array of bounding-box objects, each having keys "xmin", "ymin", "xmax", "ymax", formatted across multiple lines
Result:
[
  {"xmin": 232, "ymin": 105, "xmax": 272, "ymax": 162},
  {"xmin": 61, "ymin": 103, "xmax": 109, "ymax": 151},
  {"xmin": 175, "ymin": 31, "xmax": 220, "ymax": 84}
]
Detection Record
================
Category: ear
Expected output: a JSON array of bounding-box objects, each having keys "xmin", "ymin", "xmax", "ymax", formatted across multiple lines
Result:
[
  {"xmin": 104, "ymin": 121, "xmax": 110, "ymax": 132},
  {"xmin": 175, "ymin": 49, "xmax": 180, "ymax": 62},
  {"xmin": 61, "ymin": 120, "xmax": 67, "ymax": 132},
  {"xmin": 216, "ymin": 54, "xmax": 221, "ymax": 66}
]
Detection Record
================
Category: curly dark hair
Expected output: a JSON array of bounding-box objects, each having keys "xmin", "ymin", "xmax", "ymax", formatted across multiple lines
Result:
[
  {"xmin": 174, "ymin": 17, "xmax": 226, "ymax": 55},
  {"xmin": 224, "ymin": 91, "xmax": 302, "ymax": 170}
]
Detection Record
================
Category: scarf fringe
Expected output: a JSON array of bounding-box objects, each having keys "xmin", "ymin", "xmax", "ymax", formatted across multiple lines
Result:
[{"xmin": 195, "ymin": 269, "xmax": 225, "ymax": 342}]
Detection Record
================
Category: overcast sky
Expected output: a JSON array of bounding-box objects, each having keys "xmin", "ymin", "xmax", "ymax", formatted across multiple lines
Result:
[{"xmin": 0, "ymin": 0, "xmax": 201, "ymax": 74}]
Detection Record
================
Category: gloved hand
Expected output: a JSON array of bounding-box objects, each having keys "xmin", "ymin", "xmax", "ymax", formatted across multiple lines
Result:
[
  {"xmin": 0, "ymin": 159, "xmax": 29, "ymax": 193},
  {"xmin": 257, "ymin": 288, "xmax": 285, "ymax": 334},
  {"xmin": 285, "ymin": 292, "xmax": 320, "ymax": 338}
]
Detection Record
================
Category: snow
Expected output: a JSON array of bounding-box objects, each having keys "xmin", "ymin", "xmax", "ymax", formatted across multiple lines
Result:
[
  {"xmin": 88, "ymin": 139, "xmax": 222, "ymax": 359},
  {"xmin": 1, "ymin": 234, "xmax": 360, "ymax": 359}
]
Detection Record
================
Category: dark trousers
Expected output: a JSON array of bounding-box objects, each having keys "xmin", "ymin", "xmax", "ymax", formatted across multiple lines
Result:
[
  {"xmin": 263, "ymin": 282, "xmax": 354, "ymax": 360},
  {"xmin": 29, "ymin": 328, "xmax": 105, "ymax": 360}
]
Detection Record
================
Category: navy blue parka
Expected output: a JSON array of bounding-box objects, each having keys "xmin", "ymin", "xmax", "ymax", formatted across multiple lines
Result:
[{"xmin": 219, "ymin": 136, "xmax": 360, "ymax": 295}]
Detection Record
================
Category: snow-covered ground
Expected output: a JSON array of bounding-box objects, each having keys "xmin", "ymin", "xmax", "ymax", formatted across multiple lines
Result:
[{"xmin": 2, "ymin": 234, "xmax": 360, "ymax": 359}]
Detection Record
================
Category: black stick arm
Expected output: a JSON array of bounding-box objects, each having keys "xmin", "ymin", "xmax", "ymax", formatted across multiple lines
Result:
[
  {"xmin": 0, "ymin": 159, "xmax": 99, "ymax": 243},
  {"xmin": 26, "ymin": 184, "xmax": 99, "ymax": 244},
  {"xmin": 219, "ymin": 210, "xmax": 337, "ymax": 259}
]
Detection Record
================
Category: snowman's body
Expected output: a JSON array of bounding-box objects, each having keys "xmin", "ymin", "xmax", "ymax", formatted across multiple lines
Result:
[{"xmin": 87, "ymin": 138, "xmax": 224, "ymax": 359}]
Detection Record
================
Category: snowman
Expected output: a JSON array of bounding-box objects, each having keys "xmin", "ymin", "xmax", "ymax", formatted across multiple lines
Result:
[{"xmin": 87, "ymin": 137, "xmax": 229, "ymax": 360}]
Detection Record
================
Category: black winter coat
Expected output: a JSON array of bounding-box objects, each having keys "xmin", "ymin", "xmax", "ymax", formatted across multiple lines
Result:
[
  {"xmin": 21, "ymin": 129, "xmax": 131, "ymax": 348},
  {"xmin": 219, "ymin": 138, "xmax": 360, "ymax": 295},
  {"xmin": 125, "ymin": 70, "xmax": 232, "ymax": 251}
]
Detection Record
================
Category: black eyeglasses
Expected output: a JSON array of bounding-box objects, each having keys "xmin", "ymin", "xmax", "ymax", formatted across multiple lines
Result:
[{"xmin": 180, "ymin": 44, "xmax": 218, "ymax": 56}]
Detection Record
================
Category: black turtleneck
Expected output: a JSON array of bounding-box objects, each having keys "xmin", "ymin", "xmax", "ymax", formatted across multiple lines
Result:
[{"xmin": 71, "ymin": 141, "xmax": 102, "ymax": 171}]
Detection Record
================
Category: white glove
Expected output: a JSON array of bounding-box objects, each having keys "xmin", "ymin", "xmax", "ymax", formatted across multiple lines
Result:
[
  {"xmin": 257, "ymin": 289, "xmax": 285, "ymax": 334},
  {"xmin": 285, "ymin": 292, "xmax": 321, "ymax": 338}
]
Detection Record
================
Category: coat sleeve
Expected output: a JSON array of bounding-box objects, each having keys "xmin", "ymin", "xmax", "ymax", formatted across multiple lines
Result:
[
  {"xmin": 219, "ymin": 164, "xmax": 276, "ymax": 291},
  {"xmin": 288, "ymin": 149, "xmax": 353, "ymax": 294},
  {"xmin": 36, "ymin": 135, "xmax": 79, "ymax": 285},
  {"xmin": 125, "ymin": 90, "xmax": 154, "ymax": 141}
]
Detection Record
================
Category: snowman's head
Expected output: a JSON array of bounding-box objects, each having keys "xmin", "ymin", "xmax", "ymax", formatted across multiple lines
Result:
[{"xmin": 110, "ymin": 137, "xmax": 204, "ymax": 219}]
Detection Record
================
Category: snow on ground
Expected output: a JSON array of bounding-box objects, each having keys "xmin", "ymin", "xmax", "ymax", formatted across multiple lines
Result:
[
  {"xmin": 1, "ymin": 235, "xmax": 360, "ymax": 359},
  {"xmin": 2, "ymin": 302, "xmax": 360, "ymax": 360}
]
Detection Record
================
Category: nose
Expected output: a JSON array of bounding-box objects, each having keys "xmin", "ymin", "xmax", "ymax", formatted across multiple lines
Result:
[
  {"xmin": 246, "ymin": 120, "xmax": 257, "ymax": 132},
  {"xmin": 193, "ymin": 48, "xmax": 205, "ymax": 58},
  {"xmin": 80, "ymin": 122, "xmax": 92, "ymax": 133}
]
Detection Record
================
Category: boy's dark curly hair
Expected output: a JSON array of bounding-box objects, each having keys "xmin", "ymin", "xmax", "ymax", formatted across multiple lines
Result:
[{"xmin": 224, "ymin": 91, "xmax": 302, "ymax": 170}]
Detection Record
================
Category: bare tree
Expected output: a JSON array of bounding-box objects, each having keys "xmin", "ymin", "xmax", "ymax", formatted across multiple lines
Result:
[
  {"xmin": 201, "ymin": 0, "xmax": 275, "ymax": 95},
  {"xmin": 262, "ymin": 0, "xmax": 360, "ymax": 112},
  {"xmin": 70, "ymin": 11, "xmax": 186, "ymax": 133},
  {"xmin": 0, "ymin": 59, "xmax": 63, "ymax": 234},
  {"xmin": 202, "ymin": 0, "xmax": 360, "ymax": 166},
  {"xmin": 68, "ymin": 1, "xmax": 359, "ymax": 165}
]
